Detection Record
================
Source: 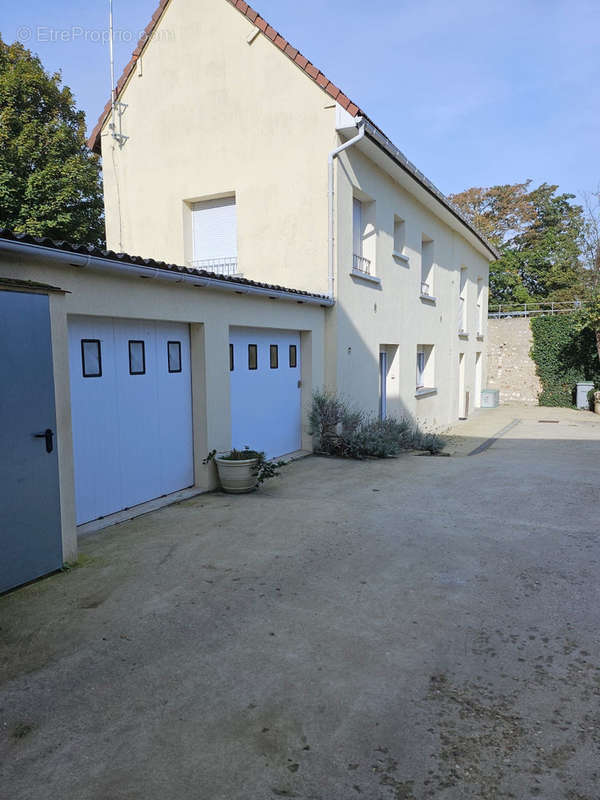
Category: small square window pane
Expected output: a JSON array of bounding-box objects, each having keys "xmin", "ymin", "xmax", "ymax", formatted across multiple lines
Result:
[
  {"xmin": 248, "ymin": 344, "xmax": 257, "ymax": 370},
  {"xmin": 289, "ymin": 344, "xmax": 297, "ymax": 368},
  {"xmin": 81, "ymin": 339, "xmax": 101, "ymax": 378},
  {"xmin": 168, "ymin": 341, "xmax": 182, "ymax": 373},
  {"xmin": 129, "ymin": 340, "xmax": 146, "ymax": 375},
  {"xmin": 229, "ymin": 343, "xmax": 234, "ymax": 372},
  {"xmin": 270, "ymin": 344, "xmax": 278, "ymax": 369}
]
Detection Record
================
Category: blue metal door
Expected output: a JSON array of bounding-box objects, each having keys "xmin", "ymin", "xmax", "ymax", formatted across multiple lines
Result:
[{"xmin": 0, "ymin": 290, "xmax": 62, "ymax": 592}]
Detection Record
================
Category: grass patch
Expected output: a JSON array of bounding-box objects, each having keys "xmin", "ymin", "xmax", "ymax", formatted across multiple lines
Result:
[{"xmin": 62, "ymin": 553, "xmax": 98, "ymax": 572}]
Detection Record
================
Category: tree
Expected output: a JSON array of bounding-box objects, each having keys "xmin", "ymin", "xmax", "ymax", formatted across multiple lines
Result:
[
  {"xmin": 0, "ymin": 37, "xmax": 104, "ymax": 245},
  {"xmin": 577, "ymin": 190, "xmax": 600, "ymax": 364},
  {"xmin": 450, "ymin": 181, "xmax": 585, "ymax": 305}
]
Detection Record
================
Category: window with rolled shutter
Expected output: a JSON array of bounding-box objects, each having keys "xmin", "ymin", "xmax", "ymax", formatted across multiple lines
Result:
[{"xmin": 191, "ymin": 196, "xmax": 237, "ymax": 275}]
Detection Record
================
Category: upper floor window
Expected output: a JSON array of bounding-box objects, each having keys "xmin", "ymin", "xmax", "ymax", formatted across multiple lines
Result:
[
  {"xmin": 352, "ymin": 195, "xmax": 376, "ymax": 278},
  {"xmin": 191, "ymin": 195, "xmax": 238, "ymax": 276},
  {"xmin": 476, "ymin": 277, "xmax": 484, "ymax": 336},
  {"xmin": 393, "ymin": 215, "xmax": 407, "ymax": 260},
  {"xmin": 458, "ymin": 267, "xmax": 468, "ymax": 334},
  {"xmin": 421, "ymin": 235, "xmax": 434, "ymax": 297}
]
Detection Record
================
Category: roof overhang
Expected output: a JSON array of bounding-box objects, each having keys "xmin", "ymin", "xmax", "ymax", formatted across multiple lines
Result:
[
  {"xmin": 354, "ymin": 121, "xmax": 499, "ymax": 261},
  {"xmin": 0, "ymin": 234, "xmax": 334, "ymax": 307}
]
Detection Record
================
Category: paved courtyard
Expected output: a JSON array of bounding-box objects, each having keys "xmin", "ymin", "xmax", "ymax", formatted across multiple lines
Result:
[{"xmin": 2, "ymin": 406, "xmax": 600, "ymax": 799}]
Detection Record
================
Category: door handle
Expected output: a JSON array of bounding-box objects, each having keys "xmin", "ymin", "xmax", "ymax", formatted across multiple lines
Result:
[{"xmin": 34, "ymin": 428, "xmax": 54, "ymax": 453}]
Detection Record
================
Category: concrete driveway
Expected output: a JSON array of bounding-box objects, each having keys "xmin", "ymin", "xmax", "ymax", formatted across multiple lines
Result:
[{"xmin": 2, "ymin": 406, "xmax": 600, "ymax": 799}]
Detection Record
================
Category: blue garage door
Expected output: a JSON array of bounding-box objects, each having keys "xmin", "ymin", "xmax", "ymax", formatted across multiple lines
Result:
[{"xmin": 0, "ymin": 290, "xmax": 62, "ymax": 593}]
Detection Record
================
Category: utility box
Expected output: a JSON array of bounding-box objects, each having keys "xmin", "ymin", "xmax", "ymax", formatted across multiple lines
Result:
[
  {"xmin": 576, "ymin": 381, "xmax": 595, "ymax": 409},
  {"xmin": 481, "ymin": 389, "xmax": 500, "ymax": 409}
]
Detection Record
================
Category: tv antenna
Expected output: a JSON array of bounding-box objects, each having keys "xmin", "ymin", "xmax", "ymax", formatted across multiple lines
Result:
[{"xmin": 108, "ymin": 0, "xmax": 128, "ymax": 147}]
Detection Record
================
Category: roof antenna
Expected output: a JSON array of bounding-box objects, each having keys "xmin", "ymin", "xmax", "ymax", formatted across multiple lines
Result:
[{"xmin": 108, "ymin": 0, "xmax": 128, "ymax": 147}]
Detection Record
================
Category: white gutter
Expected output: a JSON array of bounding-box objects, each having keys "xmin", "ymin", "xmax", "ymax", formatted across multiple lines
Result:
[
  {"xmin": 0, "ymin": 239, "xmax": 334, "ymax": 307},
  {"xmin": 328, "ymin": 117, "xmax": 365, "ymax": 298}
]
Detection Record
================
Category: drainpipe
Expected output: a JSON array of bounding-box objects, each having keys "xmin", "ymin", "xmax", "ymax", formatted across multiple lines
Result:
[{"xmin": 328, "ymin": 117, "xmax": 365, "ymax": 299}]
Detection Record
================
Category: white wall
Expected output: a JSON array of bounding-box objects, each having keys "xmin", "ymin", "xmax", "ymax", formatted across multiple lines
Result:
[
  {"xmin": 332, "ymin": 145, "xmax": 490, "ymax": 429},
  {"xmin": 100, "ymin": 0, "xmax": 335, "ymax": 295}
]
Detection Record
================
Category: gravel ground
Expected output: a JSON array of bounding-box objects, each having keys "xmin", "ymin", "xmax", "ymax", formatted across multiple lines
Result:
[{"xmin": 1, "ymin": 406, "xmax": 599, "ymax": 799}]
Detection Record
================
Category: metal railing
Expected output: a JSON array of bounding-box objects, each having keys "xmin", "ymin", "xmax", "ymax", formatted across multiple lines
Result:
[
  {"xmin": 488, "ymin": 300, "xmax": 583, "ymax": 318},
  {"xmin": 190, "ymin": 256, "xmax": 239, "ymax": 276},
  {"xmin": 353, "ymin": 253, "xmax": 372, "ymax": 275}
]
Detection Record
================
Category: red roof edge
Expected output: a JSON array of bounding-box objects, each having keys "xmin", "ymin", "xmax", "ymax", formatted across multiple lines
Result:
[{"xmin": 87, "ymin": 0, "xmax": 364, "ymax": 153}]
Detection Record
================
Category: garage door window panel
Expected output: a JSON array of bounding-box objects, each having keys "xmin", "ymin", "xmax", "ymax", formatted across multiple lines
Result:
[
  {"xmin": 248, "ymin": 344, "xmax": 258, "ymax": 370},
  {"xmin": 128, "ymin": 341, "xmax": 146, "ymax": 375},
  {"xmin": 168, "ymin": 341, "xmax": 182, "ymax": 373},
  {"xmin": 81, "ymin": 339, "xmax": 102, "ymax": 378},
  {"xmin": 289, "ymin": 345, "xmax": 297, "ymax": 368},
  {"xmin": 270, "ymin": 345, "xmax": 278, "ymax": 369}
]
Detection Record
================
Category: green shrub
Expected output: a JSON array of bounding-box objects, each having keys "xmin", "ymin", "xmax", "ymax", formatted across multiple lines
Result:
[
  {"xmin": 309, "ymin": 390, "xmax": 445, "ymax": 458},
  {"xmin": 530, "ymin": 314, "xmax": 600, "ymax": 407}
]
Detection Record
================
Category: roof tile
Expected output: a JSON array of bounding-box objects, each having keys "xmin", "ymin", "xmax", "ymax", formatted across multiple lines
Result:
[{"xmin": 0, "ymin": 229, "xmax": 331, "ymax": 302}]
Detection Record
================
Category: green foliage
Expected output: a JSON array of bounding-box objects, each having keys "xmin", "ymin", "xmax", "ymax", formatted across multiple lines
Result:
[
  {"xmin": 450, "ymin": 181, "xmax": 585, "ymax": 305},
  {"xmin": 308, "ymin": 390, "xmax": 446, "ymax": 458},
  {"xmin": 0, "ymin": 37, "xmax": 104, "ymax": 244},
  {"xmin": 530, "ymin": 314, "xmax": 600, "ymax": 407}
]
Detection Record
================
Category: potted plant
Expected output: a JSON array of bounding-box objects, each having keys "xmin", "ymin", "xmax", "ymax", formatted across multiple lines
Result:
[{"xmin": 204, "ymin": 447, "xmax": 284, "ymax": 494}]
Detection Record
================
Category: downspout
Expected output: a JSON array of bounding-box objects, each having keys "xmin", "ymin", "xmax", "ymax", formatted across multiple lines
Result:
[{"xmin": 328, "ymin": 117, "xmax": 365, "ymax": 298}]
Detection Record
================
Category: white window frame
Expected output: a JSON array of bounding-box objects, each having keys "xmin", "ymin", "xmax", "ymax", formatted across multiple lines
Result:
[
  {"xmin": 393, "ymin": 215, "xmax": 408, "ymax": 262},
  {"xmin": 476, "ymin": 278, "xmax": 484, "ymax": 336},
  {"xmin": 421, "ymin": 236, "xmax": 435, "ymax": 298},
  {"xmin": 191, "ymin": 195, "xmax": 238, "ymax": 275},
  {"xmin": 458, "ymin": 267, "xmax": 468, "ymax": 334},
  {"xmin": 416, "ymin": 348, "xmax": 426, "ymax": 389}
]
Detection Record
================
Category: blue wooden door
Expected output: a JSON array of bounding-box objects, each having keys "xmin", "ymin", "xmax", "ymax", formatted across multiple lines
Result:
[{"xmin": 0, "ymin": 290, "xmax": 62, "ymax": 592}]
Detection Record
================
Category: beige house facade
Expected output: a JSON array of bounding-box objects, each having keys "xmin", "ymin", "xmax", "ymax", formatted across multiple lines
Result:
[
  {"xmin": 91, "ymin": 0, "xmax": 497, "ymax": 431},
  {"xmin": 0, "ymin": 233, "xmax": 329, "ymax": 575}
]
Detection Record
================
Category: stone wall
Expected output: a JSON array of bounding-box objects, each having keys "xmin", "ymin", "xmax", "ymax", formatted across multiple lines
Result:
[{"xmin": 487, "ymin": 317, "xmax": 541, "ymax": 405}]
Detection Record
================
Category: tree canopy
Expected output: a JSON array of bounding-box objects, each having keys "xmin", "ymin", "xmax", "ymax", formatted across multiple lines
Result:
[
  {"xmin": 0, "ymin": 37, "xmax": 104, "ymax": 245},
  {"xmin": 450, "ymin": 181, "xmax": 584, "ymax": 305}
]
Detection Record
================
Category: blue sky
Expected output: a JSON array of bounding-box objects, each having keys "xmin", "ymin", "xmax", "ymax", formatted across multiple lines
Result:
[{"xmin": 4, "ymin": 0, "xmax": 599, "ymax": 201}]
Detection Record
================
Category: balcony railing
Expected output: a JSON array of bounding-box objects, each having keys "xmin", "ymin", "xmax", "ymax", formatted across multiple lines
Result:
[
  {"xmin": 353, "ymin": 253, "xmax": 372, "ymax": 275},
  {"xmin": 190, "ymin": 256, "xmax": 239, "ymax": 276}
]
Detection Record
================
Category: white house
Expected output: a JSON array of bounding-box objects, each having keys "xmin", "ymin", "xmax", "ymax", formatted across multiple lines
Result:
[
  {"xmin": 89, "ymin": 0, "xmax": 497, "ymax": 429},
  {"xmin": 0, "ymin": 0, "xmax": 497, "ymax": 591}
]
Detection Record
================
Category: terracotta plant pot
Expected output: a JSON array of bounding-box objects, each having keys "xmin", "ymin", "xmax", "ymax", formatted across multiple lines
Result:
[{"xmin": 214, "ymin": 454, "xmax": 259, "ymax": 493}]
